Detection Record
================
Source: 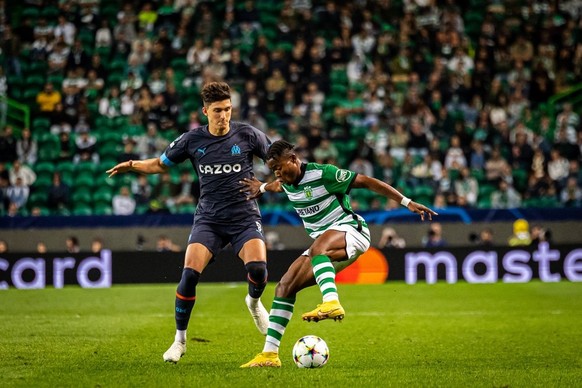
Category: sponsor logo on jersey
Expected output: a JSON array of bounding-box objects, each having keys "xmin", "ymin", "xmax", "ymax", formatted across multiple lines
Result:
[
  {"xmin": 198, "ymin": 163, "xmax": 242, "ymax": 174},
  {"xmin": 303, "ymin": 185, "xmax": 313, "ymax": 199},
  {"xmin": 335, "ymin": 169, "xmax": 351, "ymax": 182},
  {"xmin": 197, "ymin": 147, "xmax": 207, "ymax": 155},
  {"xmin": 297, "ymin": 204, "xmax": 320, "ymax": 216},
  {"xmin": 231, "ymin": 144, "xmax": 241, "ymax": 155}
]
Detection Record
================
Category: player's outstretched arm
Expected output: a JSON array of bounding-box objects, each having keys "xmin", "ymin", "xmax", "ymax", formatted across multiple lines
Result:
[
  {"xmin": 240, "ymin": 177, "xmax": 283, "ymax": 200},
  {"xmin": 106, "ymin": 158, "xmax": 169, "ymax": 178},
  {"xmin": 352, "ymin": 174, "xmax": 438, "ymax": 221}
]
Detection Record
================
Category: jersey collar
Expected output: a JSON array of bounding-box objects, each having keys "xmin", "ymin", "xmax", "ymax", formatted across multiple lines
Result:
[{"xmin": 292, "ymin": 163, "xmax": 307, "ymax": 187}]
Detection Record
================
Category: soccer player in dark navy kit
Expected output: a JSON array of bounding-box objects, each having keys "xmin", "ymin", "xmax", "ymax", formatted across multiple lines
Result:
[{"xmin": 107, "ymin": 82, "xmax": 271, "ymax": 363}]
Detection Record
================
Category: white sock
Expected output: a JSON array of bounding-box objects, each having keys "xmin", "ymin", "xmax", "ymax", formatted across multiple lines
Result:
[
  {"xmin": 247, "ymin": 295, "xmax": 259, "ymax": 308},
  {"xmin": 175, "ymin": 330, "xmax": 186, "ymax": 343}
]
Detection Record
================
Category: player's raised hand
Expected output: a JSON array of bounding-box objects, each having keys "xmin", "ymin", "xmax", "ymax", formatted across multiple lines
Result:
[
  {"xmin": 240, "ymin": 177, "xmax": 263, "ymax": 200},
  {"xmin": 407, "ymin": 201, "xmax": 438, "ymax": 221},
  {"xmin": 106, "ymin": 161, "xmax": 132, "ymax": 178}
]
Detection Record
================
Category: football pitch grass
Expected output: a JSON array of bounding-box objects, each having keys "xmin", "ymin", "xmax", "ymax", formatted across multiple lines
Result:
[{"xmin": 1, "ymin": 282, "xmax": 581, "ymax": 387}]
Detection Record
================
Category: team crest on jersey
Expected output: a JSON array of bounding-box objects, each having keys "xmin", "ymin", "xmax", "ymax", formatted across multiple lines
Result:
[
  {"xmin": 231, "ymin": 144, "xmax": 241, "ymax": 155},
  {"xmin": 303, "ymin": 185, "xmax": 313, "ymax": 199},
  {"xmin": 335, "ymin": 169, "xmax": 351, "ymax": 182}
]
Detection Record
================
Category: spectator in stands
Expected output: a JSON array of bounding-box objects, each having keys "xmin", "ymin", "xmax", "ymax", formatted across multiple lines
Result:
[
  {"xmin": 454, "ymin": 167, "xmax": 479, "ymax": 207},
  {"xmin": 0, "ymin": 66, "xmax": 6, "ymax": 127},
  {"xmin": 173, "ymin": 170, "xmax": 199, "ymax": 210},
  {"xmin": 112, "ymin": 186, "xmax": 136, "ymax": 216},
  {"xmin": 548, "ymin": 148, "xmax": 570, "ymax": 190},
  {"xmin": 156, "ymin": 234, "xmax": 180, "ymax": 252},
  {"xmin": 16, "ymin": 128, "xmax": 37, "ymax": 165},
  {"xmin": 47, "ymin": 172, "xmax": 70, "ymax": 212},
  {"xmin": 66, "ymin": 236, "xmax": 81, "ymax": 253},
  {"xmin": 131, "ymin": 175, "xmax": 152, "ymax": 206},
  {"xmin": 0, "ymin": 176, "xmax": 9, "ymax": 214},
  {"xmin": 560, "ymin": 176, "xmax": 582, "ymax": 207},
  {"xmin": 0, "ymin": 125, "xmax": 17, "ymax": 164},
  {"xmin": 91, "ymin": 237, "xmax": 105, "ymax": 253},
  {"xmin": 0, "ymin": 240, "xmax": 7, "ymax": 253},
  {"xmin": 378, "ymin": 227, "xmax": 406, "ymax": 249},
  {"xmin": 485, "ymin": 147, "xmax": 510, "ymax": 183},
  {"xmin": 54, "ymin": 14, "xmax": 76, "ymax": 46},
  {"xmin": 9, "ymin": 160, "xmax": 36, "ymax": 187},
  {"xmin": 135, "ymin": 122, "xmax": 169, "ymax": 160},
  {"xmin": 422, "ymin": 222, "xmax": 447, "ymax": 248},
  {"xmin": 99, "ymin": 86, "xmax": 122, "ymax": 118},
  {"xmin": 36, "ymin": 241, "xmax": 47, "ymax": 254},
  {"xmin": 36, "ymin": 83, "xmax": 62, "ymax": 117},
  {"xmin": 491, "ymin": 179, "xmax": 522, "ymax": 209},
  {"xmin": 313, "ymin": 138, "xmax": 339, "ymax": 165},
  {"xmin": 508, "ymin": 219, "xmax": 531, "ymax": 247},
  {"xmin": 530, "ymin": 224, "xmax": 552, "ymax": 246},
  {"xmin": 73, "ymin": 127, "xmax": 99, "ymax": 164},
  {"xmin": 95, "ymin": 19, "xmax": 113, "ymax": 49},
  {"xmin": 6, "ymin": 176, "xmax": 30, "ymax": 211},
  {"xmin": 47, "ymin": 41, "xmax": 69, "ymax": 75},
  {"xmin": 151, "ymin": 172, "xmax": 179, "ymax": 210}
]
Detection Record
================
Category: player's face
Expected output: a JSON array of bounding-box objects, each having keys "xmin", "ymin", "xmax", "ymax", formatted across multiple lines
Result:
[
  {"xmin": 203, "ymin": 99, "xmax": 232, "ymax": 132},
  {"xmin": 267, "ymin": 154, "xmax": 301, "ymax": 184}
]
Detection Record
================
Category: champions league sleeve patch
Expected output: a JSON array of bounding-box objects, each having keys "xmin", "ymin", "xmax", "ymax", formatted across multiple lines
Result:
[{"xmin": 335, "ymin": 169, "xmax": 352, "ymax": 182}]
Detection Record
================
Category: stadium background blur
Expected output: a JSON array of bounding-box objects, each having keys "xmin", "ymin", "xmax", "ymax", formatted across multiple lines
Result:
[{"xmin": 0, "ymin": 0, "xmax": 581, "ymax": 251}]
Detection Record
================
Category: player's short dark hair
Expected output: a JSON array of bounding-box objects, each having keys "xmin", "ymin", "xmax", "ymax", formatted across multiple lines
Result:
[
  {"xmin": 200, "ymin": 82, "xmax": 231, "ymax": 105},
  {"xmin": 267, "ymin": 140, "xmax": 295, "ymax": 160}
]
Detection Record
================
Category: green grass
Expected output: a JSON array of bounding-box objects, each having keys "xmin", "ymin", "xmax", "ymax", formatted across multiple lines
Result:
[{"xmin": 1, "ymin": 282, "xmax": 581, "ymax": 387}]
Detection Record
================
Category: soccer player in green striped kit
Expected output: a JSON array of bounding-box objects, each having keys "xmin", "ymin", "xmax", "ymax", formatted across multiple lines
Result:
[{"xmin": 240, "ymin": 140, "xmax": 437, "ymax": 367}]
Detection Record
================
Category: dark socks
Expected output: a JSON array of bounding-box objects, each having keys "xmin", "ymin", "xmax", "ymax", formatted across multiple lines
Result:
[{"xmin": 175, "ymin": 268, "xmax": 200, "ymax": 331}]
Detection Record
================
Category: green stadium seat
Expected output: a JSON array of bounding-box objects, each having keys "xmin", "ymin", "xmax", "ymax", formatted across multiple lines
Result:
[
  {"xmin": 94, "ymin": 203, "xmax": 113, "ymax": 215},
  {"xmin": 412, "ymin": 185, "xmax": 434, "ymax": 205},
  {"xmin": 36, "ymin": 148, "xmax": 58, "ymax": 162},
  {"xmin": 28, "ymin": 191, "xmax": 48, "ymax": 207},
  {"xmin": 72, "ymin": 204, "xmax": 93, "ymax": 216},
  {"xmin": 41, "ymin": 6, "xmax": 60, "ymax": 19},
  {"xmin": 32, "ymin": 117, "xmax": 52, "ymax": 133},
  {"xmin": 512, "ymin": 168, "xmax": 528, "ymax": 192},
  {"xmin": 75, "ymin": 161, "xmax": 98, "ymax": 176},
  {"xmin": 22, "ymin": 7, "xmax": 40, "ymax": 19},
  {"xmin": 72, "ymin": 188, "xmax": 92, "ymax": 205},
  {"xmin": 75, "ymin": 172, "xmax": 95, "ymax": 189},
  {"xmin": 478, "ymin": 184, "xmax": 496, "ymax": 200},
  {"xmin": 32, "ymin": 175, "xmax": 53, "ymax": 190},
  {"xmin": 93, "ymin": 187, "xmax": 113, "ymax": 205},
  {"xmin": 170, "ymin": 57, "xmax": 188, "ymax": 72},
  {"xmin": 34, "ymin": 161, "xmax": 55, "ymax": 176}
]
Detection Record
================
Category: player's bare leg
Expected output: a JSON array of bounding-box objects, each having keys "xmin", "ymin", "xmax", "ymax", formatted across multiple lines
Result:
[{"xmin": 241, "ymin": 256, "xmax": 315, "ymax": 368}]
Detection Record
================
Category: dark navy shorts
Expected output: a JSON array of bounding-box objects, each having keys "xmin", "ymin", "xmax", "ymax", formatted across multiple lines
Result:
[{"xmin": 187, "ymin": 216, "xmax": 265, "ymax": 258}]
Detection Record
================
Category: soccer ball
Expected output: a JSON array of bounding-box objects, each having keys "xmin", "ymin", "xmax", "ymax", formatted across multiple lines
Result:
[{"xmin": 292, "ymin": 335, "xmax": 329, "ymax": 368}]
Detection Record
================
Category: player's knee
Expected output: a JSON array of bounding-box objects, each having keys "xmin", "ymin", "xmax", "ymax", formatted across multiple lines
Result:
[
  {"xmin": 245, "ymin": 261, "xmax": 268, "ymax": 284},
  {"xmin": 177, "ymin": 267, "xmax": 200, "ymax": 296},
  {"xmin": 275, "ymin": 277, "xmax": 298, "ymax": 298}
]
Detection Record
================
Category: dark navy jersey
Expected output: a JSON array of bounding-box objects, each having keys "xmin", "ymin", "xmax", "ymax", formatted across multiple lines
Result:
[{"xmin": 160, "ymin": 121, "xmax": 271, "ymax": 222}]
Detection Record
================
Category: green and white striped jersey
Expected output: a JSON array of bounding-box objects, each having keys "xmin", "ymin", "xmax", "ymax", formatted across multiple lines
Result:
[{"xmin": 281, "ymin": 163, "xmax": 368, "ymax": 239}]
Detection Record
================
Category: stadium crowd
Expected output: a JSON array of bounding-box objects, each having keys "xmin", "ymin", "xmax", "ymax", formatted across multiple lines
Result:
[{"xmin": 0, "ymin": 0, "xmax": 581, "ymax": 217}]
